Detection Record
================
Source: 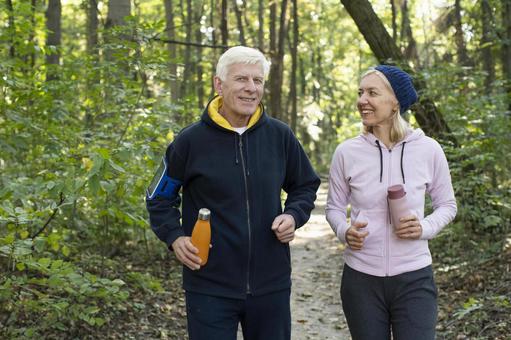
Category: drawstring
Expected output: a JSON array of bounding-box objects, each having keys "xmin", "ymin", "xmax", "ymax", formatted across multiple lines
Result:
[
  {"xmin": 400, "ymin": 142, "xmax": 406, "ymax": 184},
  {"xmin": 376, "ymin": 139, "xmax": 406, "ymax": 184},
  {"xmin": 234, "ymin": 134, "xmax": 239, "ymax": 164},
  {"xmin": 376, "ymin": 140, "xmax": 383, "ymax": 183}
]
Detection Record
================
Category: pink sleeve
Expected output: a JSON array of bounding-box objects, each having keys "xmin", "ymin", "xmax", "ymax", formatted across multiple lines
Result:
[
  {"xmin": 326, "ymin": 146, "xmax": 351, "ymax": 243},
  {"xmin": 420, "ymin": 142, "xmax": 457, "ymax": 239}
]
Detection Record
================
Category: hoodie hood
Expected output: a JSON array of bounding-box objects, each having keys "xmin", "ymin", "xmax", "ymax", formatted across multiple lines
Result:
[
  {"xmin": 203, "ymin": 96, "xmax": 265, "ymax": 132},
  {"xmin": 200, "ymin": 96, "xmax": 268, "ymax": 176},
  {"xmin": 360, "ymin": 128, "xmax": 425, "ymax": 148}
]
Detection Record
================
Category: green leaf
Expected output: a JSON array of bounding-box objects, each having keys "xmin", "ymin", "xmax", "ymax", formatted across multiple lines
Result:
[
  {"xmin": 38, "ymin": 257, "xmax": 52, "ymax": 268},
  {"xmin": 94, "ymin": 317, "xmax": 106, "ymax": 326},
  {"xmin": 109, "ymin": 159, "xmax": 126, "ymax": 173},
  {"xmin": 89, "ymin": 156, "xmax": 105, "ymax": 176},
  {"xmin": 88, "ymin": 174, "xmax": 101, "ymax": 194},
  {"xmin": 85, "ymin": 306, "xmax": 100, "ymax": 315},
  {"xmin": 100, "ymin": 180, "xmax": 116, "ymax": 193},
  {"xmin": 112, "ymin": 279, "xmax": 126, "ymax": 286},
  {"xmin": 4, "ymin": 233, "xmax": 15, "ymax": 245},
  {"xmin": 97, "ymin": 148, "xmax": 111, "ymax": 160}
]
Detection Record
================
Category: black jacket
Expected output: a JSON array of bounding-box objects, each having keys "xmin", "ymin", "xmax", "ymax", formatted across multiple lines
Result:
[{"xmin": 146, "ymin": 100, "xmax": 320, "ymax": 299}]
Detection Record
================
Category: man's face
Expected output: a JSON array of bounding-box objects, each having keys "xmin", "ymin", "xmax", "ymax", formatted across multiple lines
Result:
[{"xmin": 214, "ymin": 63, "xmax": 265, "ymax": 124}]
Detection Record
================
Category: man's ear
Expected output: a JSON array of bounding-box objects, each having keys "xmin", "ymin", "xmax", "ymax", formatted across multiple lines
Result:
[{"xmin": 213, "ymin": 76, "xmax": 222, "ymax": 95}]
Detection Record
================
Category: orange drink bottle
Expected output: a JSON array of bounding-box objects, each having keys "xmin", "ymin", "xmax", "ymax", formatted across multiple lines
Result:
[{"xmin": 191, "ymin": 208, "xmax": 211, "ymax": 266}]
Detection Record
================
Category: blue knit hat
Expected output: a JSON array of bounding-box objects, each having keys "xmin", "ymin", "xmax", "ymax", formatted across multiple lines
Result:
[{"xmin": 374, "ymin": 65, "xmax": 418, "ymax": 115}]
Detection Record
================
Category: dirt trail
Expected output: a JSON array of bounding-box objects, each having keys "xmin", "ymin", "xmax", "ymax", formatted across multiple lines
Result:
[{"xmin": 289, "ymin": 182, "xmax": 350, "ymax": 340}]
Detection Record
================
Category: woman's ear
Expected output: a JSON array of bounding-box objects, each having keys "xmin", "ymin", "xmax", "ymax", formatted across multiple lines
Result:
[{"xmin": 393, "ymin": 103, "xmax": 400, "ymax": 115}]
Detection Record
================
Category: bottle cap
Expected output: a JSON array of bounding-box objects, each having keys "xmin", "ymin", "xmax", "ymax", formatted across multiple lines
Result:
[
  {"xmin": 387, "ymin": 184, "xmax": 406, "ymax": 199},
  {"xmin": 198, "ymin": 208, "xmax": 211, "ymax": 220}
]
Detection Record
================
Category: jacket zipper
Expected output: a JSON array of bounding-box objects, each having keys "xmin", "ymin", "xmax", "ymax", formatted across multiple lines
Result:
[
  {"xmin": 385, "ymin": 148, "xmax": 393, "ymax": 276},
  {"xmin": 239, "ymin": 138, "xmax": 252, "ymax": 294}
]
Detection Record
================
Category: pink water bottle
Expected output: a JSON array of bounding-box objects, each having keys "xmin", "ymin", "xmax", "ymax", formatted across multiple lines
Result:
[{"xmin": 387, "ymin": 184, "xmax": 411, "ymax": 228}]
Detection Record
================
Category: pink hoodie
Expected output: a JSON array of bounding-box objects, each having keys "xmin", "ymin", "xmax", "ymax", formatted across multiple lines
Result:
[{"xmin": 326, "ymin": 129, "xmax": 457, "ymax": 277}]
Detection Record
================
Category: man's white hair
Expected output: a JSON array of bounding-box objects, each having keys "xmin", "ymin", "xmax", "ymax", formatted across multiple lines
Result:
[{"xmin": 215, "ymin": 46, "xmax": 271, "ymax": 81}]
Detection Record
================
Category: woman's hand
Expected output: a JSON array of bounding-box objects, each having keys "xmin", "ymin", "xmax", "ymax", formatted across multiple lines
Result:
[
  {"xmin": 395, "ymin": 215, "xmax": 422, "ymax": 240},
  {"xmin": 345, "ymin": 221, "xmax": 369, "ymax": 250}
]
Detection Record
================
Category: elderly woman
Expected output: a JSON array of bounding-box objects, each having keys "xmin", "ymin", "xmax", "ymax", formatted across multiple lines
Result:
[{"xmin": 326, "ymin": 65, "xmax": 457, "ymax": 340}]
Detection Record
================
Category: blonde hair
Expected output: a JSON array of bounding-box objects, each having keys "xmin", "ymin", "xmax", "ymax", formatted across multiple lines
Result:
[
  {"xmin": 216, "ymin": 46, "xmax": 270, "ymax": 81},
  {"xmin": 360, "ymin": 69, "xmax": 410, "ymax": 143}
]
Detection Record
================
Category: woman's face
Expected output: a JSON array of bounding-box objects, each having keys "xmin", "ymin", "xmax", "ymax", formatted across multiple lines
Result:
[{"xmin": 357, "ymin": 73, "xmax": 399, "ymax": 128}]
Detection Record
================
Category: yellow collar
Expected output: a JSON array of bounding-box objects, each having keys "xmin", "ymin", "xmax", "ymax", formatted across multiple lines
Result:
[{"xmin": 208, "ymin": 96, "xmax": 262, "ymax": 131}]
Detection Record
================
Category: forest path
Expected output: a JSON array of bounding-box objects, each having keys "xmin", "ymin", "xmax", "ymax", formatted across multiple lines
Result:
[{"xmin": 289, "ymin": 181, "xmax": 350, "ymax": 340}]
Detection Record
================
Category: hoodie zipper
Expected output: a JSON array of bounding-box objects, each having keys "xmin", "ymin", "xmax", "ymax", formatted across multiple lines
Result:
[
  {"xmin": 385, "ymin": 148, "xmax": 393, "ymax": 277},
  {"xmin": 239, "ymin": 137, "xmax": 252, "ymax": 294}
]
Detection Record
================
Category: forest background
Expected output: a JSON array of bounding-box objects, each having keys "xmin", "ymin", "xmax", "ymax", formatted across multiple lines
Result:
[{"xmin": 1, "ymin": 0, "xmax": 510, "ymax": 338}]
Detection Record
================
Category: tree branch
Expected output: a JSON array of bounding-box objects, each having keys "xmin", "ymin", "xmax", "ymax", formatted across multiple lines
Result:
[
  {"xmin": 31, "ymin": 192, "xmax": 65, "ymax": 239},
  {"xmin": 153, "ymin": 37, "xmax": 229, "ymax": 49}
]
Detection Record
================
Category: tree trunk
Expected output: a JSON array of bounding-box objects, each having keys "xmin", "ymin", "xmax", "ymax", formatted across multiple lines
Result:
[
  {"xmin": 232, "ymin": 0, "xmax": 246, "ymax": 45},
  {"xmin": 106, "ymin": 0, "xmax": 131, "ymax": 28},
  {"xmin": 258, "ymin": 0, "xmax": 264, "ymax": 51},
  {"xmin": 269, "ymin": 0, "xmax": 276, "ymax": 56},
  {"xmin": 86, "ymin": 0, "xmax": 99, "ymax": 55},
  {"xmin": 195, "ymin": 1, "xmax": 204, "ymax": 108},
  {"xmin": 85, "ymin": 0, "xmax": 99, "ymax": 131},
  {"xmin": 164, "ymin": 0, "xmax": 179, "ymax": 101},
  {"xmin": 312, "ymin": 47, "xmax": 321, "ymax": 103},
  {"xmin": 400, "ymin": 0, "xmax": 419, "ymax": 66},
  {"xmin": 340, "ymin": 0, "xmax": 455, "ymax": 143},
  {"xmin": 6, "ymin": 0, "xmax": 15, "ymax": 57},
  {"xmin": 299, "ymin": 55, "xmax": 306, "ymax": 97},
  {"xmin": 289, "ymin": 0, "xmax": 298, "ymax": 132},
  {"xmin": 268, "ymin": 0, "xmax": 288, "ymax": 120},
  {"xmin": 181, "ymin": 0, "xmax": 193, "ymax": 99},
  {"xmin": 453, "ymin": 0, "xmax": 471, "ymax": 66},
  {"xmin": 390, "ymin": 0, "xmax": 397, "ymax": 41},
  {"xmin": 209, "ymin": 0, "xmax": 217, "ymax": 99},
  {"xmin": 502, "ymin": 0, "xmax": 511, "ymax": 110},
  {"xmin": 220, "ymin": 0, "xmax": 228, "ymax": 47},
  {"xmin": 481, "ymin": 0, "xmax": 495, "ymax": 92},
  {"xmin": 105, "ymin": 0, "xmax": 131, "ymax": 65},
  {"xmin": 241, "ymin": 0, "xmax": 255, "ymax": 46},
  {"xmin": 28, "ymin": 0, "xmax": 37, "ymax": 69},
  {"xmin": 45, "ymin": 0, "xmax": 61, "ymax": 80}
]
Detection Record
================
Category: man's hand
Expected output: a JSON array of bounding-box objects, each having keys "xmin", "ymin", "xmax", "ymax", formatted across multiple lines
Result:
[
  {"xmin": 395, "ymin": 215, "xmax": 422, "ymax": 240},
  {"xmin": 345, "ymin": 221, "xmax": 369, "ymax": 250},
  {"xmin": 171, "ymin": 236, "xmax": 202, "ymax": 270},
  {"xmin": 271, "ymin": 214, "xmax": 296, "ymax": 243}
]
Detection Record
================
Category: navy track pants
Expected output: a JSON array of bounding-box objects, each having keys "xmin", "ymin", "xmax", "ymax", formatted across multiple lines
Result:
[
  {"xmin": 185, "ymin": 289, "xmax": 291, "ymax": 340},
  {"xmin": 341, "ymin": 264, "xmax": 437, "ymax": 340}
]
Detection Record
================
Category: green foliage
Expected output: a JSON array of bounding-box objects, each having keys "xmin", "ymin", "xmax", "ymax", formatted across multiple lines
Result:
[
  {"xmin": 0, "ymin": 238, "xmax": 128, "ymax": 337},
  {"xmin": 1, "ymin": 0, "xmax": 510, "ymax": 337},
  {"xmin": 424, "ymin": 64, "xmax": 511, "ymax": 245},
  {"xmin": 0, "ymin": 7, "xmax": 179, "ymax": 337}
]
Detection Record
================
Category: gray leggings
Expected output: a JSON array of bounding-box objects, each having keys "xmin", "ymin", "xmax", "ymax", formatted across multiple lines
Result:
[{"xmin": 341, "ymin": 264, "xmax": 437, "ymax": 340}]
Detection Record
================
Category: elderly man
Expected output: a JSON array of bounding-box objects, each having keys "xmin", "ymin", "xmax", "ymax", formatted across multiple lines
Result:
[{"xmin": 146, "ymin": 46, "xmax": 320, "ymax": 340}]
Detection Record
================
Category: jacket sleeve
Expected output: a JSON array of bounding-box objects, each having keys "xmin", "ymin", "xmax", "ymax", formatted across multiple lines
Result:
[
  {"xmin": 146, "ymin": 143, "xmax": 186, "ymax": 249},
  {"xmin": 325, "ymin": 145, "xmax": 351, "ymax": 243},
  {"xmin": 420, "ymin": 142, "xmax": 457, "ymax": 239},
  {"xmin": 282, "ymin": 132, "xmax": 321, "ymax": 229}
]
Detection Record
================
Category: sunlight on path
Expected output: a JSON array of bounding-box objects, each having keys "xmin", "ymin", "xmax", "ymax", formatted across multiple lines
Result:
[{"xmin": 290, "ymin": 183, "xmax": 351, "ymax": 340}]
